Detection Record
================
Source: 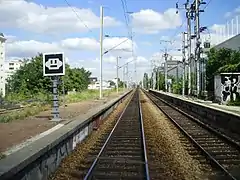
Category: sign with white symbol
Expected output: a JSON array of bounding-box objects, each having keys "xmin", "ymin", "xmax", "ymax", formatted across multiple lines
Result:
[{"xmin": 43, "ymin": 52, "xmax": 65, "ymax": 76}]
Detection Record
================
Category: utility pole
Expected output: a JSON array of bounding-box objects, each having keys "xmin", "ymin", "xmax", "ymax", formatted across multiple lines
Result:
[
  {"xmin": 99, "ymin": 6, "xmax": 104, "ymax": 99},
  {"xmin": 116, "ymin": 56, "xmax": 120, "ymax": 94},
  {"xmin": 176, "ymin": 0, "xmax": 193, "ymax": 96},
  {"xmin": 195, "ymin": 0, "xmax": 200, "ymax": 97},
  {"xmin": 159, "ymin": 40, "xmax": 171, "ymax": 92},
  {"xmin": 123, "ymin": 65, "xmax": 125, "ymax": 90},
  {"xmin": 163, "ymin": 52, "xmax": 168, "ymax": 92},
  {"xmin": 134, "ymin": 56, "xmax": 137, "ymax": 86},
  {"xmin": 193, "ymin": 0, "xmax": 206, "ymax": 97},
  {"xmin": 154, "ymin": 66, "xmax": 158, "ymax": 90},
  {"xmin": 156, "ymin": 67, "xmax": 159, "ymax": 91},
  {"xmin": 126, "ymin": 63, "xmax": 129, "ymax": 89},
  {"xmin": 186, "ymin": 2, "xmax": 192, "ymax": 96},
  {"xmin": 182, "ymin": 32, "xmax": 186, "ymax": 96}
]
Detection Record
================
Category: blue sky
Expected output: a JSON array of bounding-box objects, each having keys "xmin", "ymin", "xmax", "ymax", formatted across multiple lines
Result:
[{"xmin": 1, "ymin": 0, "xmax": 240, "ymax": 81}]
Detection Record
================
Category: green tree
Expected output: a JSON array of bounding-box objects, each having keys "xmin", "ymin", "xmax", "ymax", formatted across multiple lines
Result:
[
  {"xmin": 7, "ymin": 53, "xmax": 91, "ymax": 97},
  {"xmin": 157, "ymin": 73, "xmax": 165, "ymax": 91},
  {"xmin": 206, "ymin": 47, "xmax": 240, "ymax": 92},
  {"xmin": 117, "ymin": 78, "xmax": 125, "ymax": 88},
  {"xmin": 7, "ymin": 53, "xmax": 52, "ymax": 95},
  {"xmin": 108, "ymin": 80, "xmax": 115, "ymax": 86}
]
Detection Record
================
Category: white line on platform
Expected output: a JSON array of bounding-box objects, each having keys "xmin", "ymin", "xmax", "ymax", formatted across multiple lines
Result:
[{"xmin": 3, "ymin": 123, "xmax": 64, "ymax": 156}]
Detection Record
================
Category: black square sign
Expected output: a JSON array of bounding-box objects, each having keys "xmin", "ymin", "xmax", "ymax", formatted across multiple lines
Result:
[{"xmin": 43, "ymin": 52, "xmax": 65, "ymax": 76}]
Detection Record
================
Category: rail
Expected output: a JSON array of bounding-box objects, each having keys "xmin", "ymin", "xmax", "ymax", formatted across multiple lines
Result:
[
  {"xmin": 144, "ymin": 90, "xmax": 240, "ymax": 180},
  {"xmin": 84, "ymin": 89, "xmax": 150, "ymax": 179}
]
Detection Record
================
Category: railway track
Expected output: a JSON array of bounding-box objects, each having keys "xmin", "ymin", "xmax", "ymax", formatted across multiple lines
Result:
[
  {"xmin": 83, "ymin": 89, "xmax": 150, "ymax": 180},
  {"xmin": 0, "ymin": 107, "xmax": 24, "ymax": 115},
  {"xmin": 145, "ymin": 90, "xmax": 240, "ymax": 180}
]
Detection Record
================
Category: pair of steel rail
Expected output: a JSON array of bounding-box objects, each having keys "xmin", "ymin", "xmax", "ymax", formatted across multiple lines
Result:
[{"xmin": 83, "ymin": 89, "xmax": 150, "ymax": 180}]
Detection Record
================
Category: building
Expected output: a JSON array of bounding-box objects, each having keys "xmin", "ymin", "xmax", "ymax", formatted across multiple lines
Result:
[
  {"xmin": 89, "ymin": 77, "xmax": 97, "ymax": 84},
  {"xmin": 88, "ymin": 80, "xmax": 111, "ymax": 90},
  {"xmin": 213, "ymin": 34, "xmax": 240, "ymax": 51},
  {"xmin": 0, "ymin": 33, "xmax": 6, "ymax": 97},
  {"xmin": 4, "ymin": 59, "xmax": 24, "ymax": 79}
]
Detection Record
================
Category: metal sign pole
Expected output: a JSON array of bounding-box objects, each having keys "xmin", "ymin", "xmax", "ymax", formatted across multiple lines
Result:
[
  {"xmin": 43, "ymin": 52, "xmax": 65, "ymax": 122},
  {"xmin": 62, "ymin": 79, "xmax": 66, "ymax": 107},
  {"xmin": 51, "ymin": 76, "xmax": 60, "ymax": 121}
]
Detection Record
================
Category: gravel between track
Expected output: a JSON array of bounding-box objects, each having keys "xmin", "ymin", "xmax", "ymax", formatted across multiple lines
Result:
[
  {"xmin": 49, "ymin": 92, "xmax": 133, "ymax": 180},
  {"xmin": 140, "ymin": 91, "xmax": 207, "ymax": 180}
]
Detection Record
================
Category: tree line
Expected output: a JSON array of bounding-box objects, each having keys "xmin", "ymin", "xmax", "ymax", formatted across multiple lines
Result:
[
  {"xmin": 142, "ymin": 47, "xmax": 240, "ymax": 101},
  {"xmin": 6, "ymin": 53, "xmax": 92, "ymax": 98}
]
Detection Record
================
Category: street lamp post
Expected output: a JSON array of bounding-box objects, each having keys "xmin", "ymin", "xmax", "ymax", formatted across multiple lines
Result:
[
  {"xmin": 116, "ymin": 56, "xmax": 121, "ymax": 94},
  {"xmin": 99, "ymin": 6, "xmax": 103, "ymax": 99}
]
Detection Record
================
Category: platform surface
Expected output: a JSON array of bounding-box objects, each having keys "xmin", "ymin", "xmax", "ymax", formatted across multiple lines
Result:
[{"xmin": 150, "ymin": 89, "xmax": 240, "ymax": 117}]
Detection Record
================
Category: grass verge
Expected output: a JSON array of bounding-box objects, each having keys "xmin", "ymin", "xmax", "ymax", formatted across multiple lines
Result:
[
  {"xmin": 0, "ymin": 105, "xmax": 50, "ymax": 123},
  {"xmin": 0, "ymin": 88, "xmax": 124, "ymax": 123},
  {"xmin": 64, "ymin": 88, "xmax": 123, "ymax": 103}
]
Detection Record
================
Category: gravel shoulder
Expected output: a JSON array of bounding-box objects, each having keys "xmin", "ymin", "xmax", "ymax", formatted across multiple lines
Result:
[
  {"xmin": 49, "ymin": 91, "xmax": 132, "ymax": 180},
  {"xmin": 140, "ymin": 91, "xmax": 206, "ymax": 180},
  {"xmin": 0, "ymin": 91, "xmax": 125, "ymax": 153}
]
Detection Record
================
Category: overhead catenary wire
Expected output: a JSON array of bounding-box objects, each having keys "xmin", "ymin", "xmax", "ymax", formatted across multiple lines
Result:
[
  {"xmin": 63, "ymin": 0, "xmax": 93, "ymax": 33},
  {"xmin": 203, "ymin": 0, "xmax": 213, "ymax": 10},
  {"xmin": 103, "ymin": 38, "xmax": 131, "ymax": 54},
  {"xmin": 64, "ymin": 0, "xmax": 132, "ymax": 54},
  {"xmin": 120, "ymin": 0, "xmax": 137, "ymax": 83}
]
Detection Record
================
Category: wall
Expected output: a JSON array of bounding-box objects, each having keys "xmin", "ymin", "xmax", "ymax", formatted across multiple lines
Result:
[
  {"xmin": 215, "ymin": 73, "xmax": 240, "ymax": 104},
  {"xmin": 214, "ymin": 34, "xmax": 240, "ymax": 51},
  {"xmin": 149, "ymin": 89, "xmax": 240, "ymax": 136}
]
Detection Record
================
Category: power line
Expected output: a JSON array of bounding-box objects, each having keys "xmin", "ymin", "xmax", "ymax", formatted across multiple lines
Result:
[
  {"xmin": 203, "ymin": 0, "xmax": 213, "ymax": 10},
  {"xmin": 120, "ymin": 0, "xmax": 132, "ymax": 38},
  {"xmin": 64, "ymin": 0, "xmax": 133, "ymax": 54},
  {"xmin": 64, "ymin": 0, "xmax": 93, "ymax": 33},
  {"xmin": 120, "ymin": 0, "xmax": 136, "ymax": 83},
  {"xmin": 171, "ymin": 21, "xmax": 186, "ymax": 43},
  {"xmin": 103, "ymin": 38, "xmax": 130, "ymax": 54}
]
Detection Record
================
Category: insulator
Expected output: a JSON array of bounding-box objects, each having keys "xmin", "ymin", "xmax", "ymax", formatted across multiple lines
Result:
[
  {"xmin": 176, "ymin": 3, "xmax": 178, "ymax": 9},
  {"xmin": 204, "ymin": 42, "xmax": 210, "ymax": 48}
]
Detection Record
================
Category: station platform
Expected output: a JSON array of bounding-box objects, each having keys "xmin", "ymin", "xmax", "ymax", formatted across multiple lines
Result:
[{"xmin": 149, "ymin": 89, "xmax": 240, "ymax": 117}]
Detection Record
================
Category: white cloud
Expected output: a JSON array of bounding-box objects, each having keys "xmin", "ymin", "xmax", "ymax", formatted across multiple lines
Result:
[
  {"xmin": 209, "ymin": 24, "xmax": 225, "ymax": 32},
  {"xmin": 158, "ymin": 20, "xmax": 240, "ymax": 54},
  {"xmin": 131, "ymin": 8, "xmax": 182, "ymax": 34},
  {"xmin": 4, "ymin": 34, "xmax": 17, "ymax": 43},
  {"xmin": 141, "ymin": 41, "xmax": 152, "ymax": 46},
  {"xmin": 6, "ymin": 40, "xmax": 61, "ymax": 57},
  {"xmin": 103, "ymin": 56, "xmax": 118, "ymax": 63},
  {"xmin": 5, "ymin": 36, "xmax": 136, "ymax": 58},
  {"xmin": 235, "ymin": 6, "xmax": 240, "ymax": 14},
  {"xmin": 0, "ymin": 0, "xmax": 120, "ymax": 34},
  {"xmin": 85, "ymin": 67, "xmax": 97, "ymax": 71},
  {"xmin": 61, "ymin": 38, "xmax": 99, "ymax": 51},
  {"xmin": 224, "ymin": 6, "xmax": 240, "ymax": 18},
  {"xmin": 224, "ymin": 12, "xmax": 232, "ymax": 18},
  {"xmin": 127, "ymin": 56, "xmax": 148, "ymax": 64},
  {"xmin": 68, "ymin": 59, "xmax": 85, "ymax": 68},
  {"xmin": 103, "ymin": 37, "xmax": 136, "ymax": 52}
]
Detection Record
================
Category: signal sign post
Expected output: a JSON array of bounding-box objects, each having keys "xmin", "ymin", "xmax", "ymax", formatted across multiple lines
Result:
[{"xmin": 43, "ymin": 52, "xmax": 65, "ymax": 122}]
